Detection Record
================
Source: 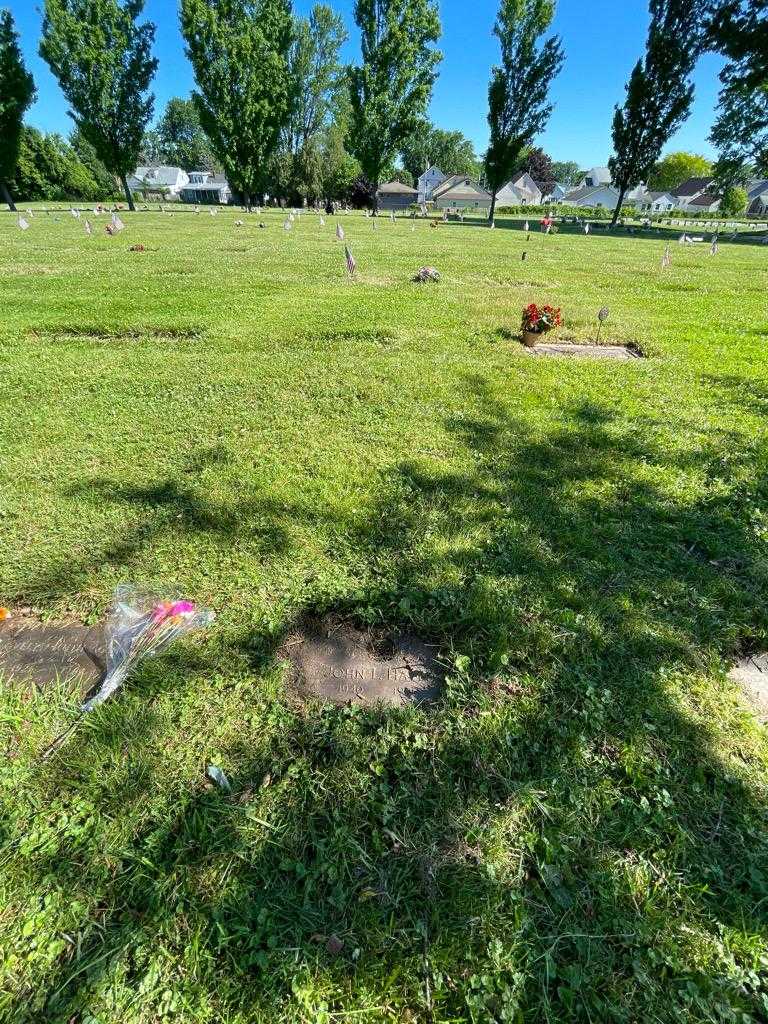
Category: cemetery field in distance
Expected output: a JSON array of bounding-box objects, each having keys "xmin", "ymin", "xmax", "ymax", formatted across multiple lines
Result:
[{"xmin": 2, "ymin": 206, "xmax": 768, "ymax": 1022}]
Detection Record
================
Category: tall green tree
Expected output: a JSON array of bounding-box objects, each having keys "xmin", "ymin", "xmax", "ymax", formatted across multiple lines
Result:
[
  {"xmin": 289, "ymin": 4, "xmax": 346, "ymax": 155},
  {"xmin": 348, "ymin": 0, "xmax": 441, "ymax": 213},
  {"xmin": 320, "ymin": 121, "xmax": 361, "ymax": 202},
  {"xmin": 550, "ymin": 159, "xmax": 580, "ymax": 186},
  {"xmin": 12, "ymin": 126, "xmax": 101, "ymax": 201},
  {"xmin": 608, "ymin": 0, "xmax": 700, "ymax": 225},
  {"xmin": 647, "ymin": 151, "xmax": 712, "ymax": 191},
  {"xmin": 707, "ymin": 1, "xmax": 767, "ymax": 183},
  {"xmin": 485, "ymin": 0, "xmax": 564, "ymax": 224},
  {"xmin": 155, "ymin": 96, "xmax": 216, "ymax": 172},
  {"xmin": 180, "ymin": 0, "xmax": 293, "ymax": 210},
  {"xmin": 0, "ymin": 9, "xmax": 36, "ymax": 211},
  {"xmin": 40, "ymin": 0, "xmax": 158, "ymax": 212},
  {"xmin": 71, "ymin": 128, "xmax": 119, "ymax": 197},
  {"xmin": 400, "ymin": 123, "xmax": 480, "ymax": 181}
]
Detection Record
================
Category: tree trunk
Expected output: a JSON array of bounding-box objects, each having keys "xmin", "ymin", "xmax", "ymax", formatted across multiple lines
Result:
[
  {"xmin": 488, "ymin": 192, "xmax": 497, "ymax": 225},
  {"xmin": 1, "ymin": 181, "xmax": 16, "ymax": 212},
  {"xmin": 120, "ymin": 173, "xmax": 136, "ymax": 212},
  {"xmin": 610, "ymin": 185, "xmax": 628, "ymax": 226},
  {"xmin": 372, "ymin": 177, "xmax": 379, "ymax": 215}
]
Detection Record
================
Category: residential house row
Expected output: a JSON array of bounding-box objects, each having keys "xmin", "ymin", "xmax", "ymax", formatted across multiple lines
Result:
[{"xmin": 126, "ymin": 163, "xmax": 768, "ymax": 219}]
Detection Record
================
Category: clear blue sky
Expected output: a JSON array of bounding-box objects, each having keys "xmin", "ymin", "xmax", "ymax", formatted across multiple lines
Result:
[{"xmin": 8, "ymin": 0, "xmax": 725, "ymax": 168}]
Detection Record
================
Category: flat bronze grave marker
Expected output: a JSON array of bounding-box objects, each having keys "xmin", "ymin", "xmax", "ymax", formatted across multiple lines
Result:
[
  {"xmin": 0, "ymin": 619, "xmax": 104, "ymax": 691},
  {"xmin": 283, "ymin": 618, "xmax": 443, "ymax": 707}
]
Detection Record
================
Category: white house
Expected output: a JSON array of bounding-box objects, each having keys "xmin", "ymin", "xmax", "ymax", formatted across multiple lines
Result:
[
  {"xmin": 494, "ymin": 171, "xmax": 543, "ymax": 206},
  {"xmin": 433, "ymin": 176, "xmax": 492, "ymax": 211},
  {"xmin": 639, "ymin": 191, "xmax": 678, "ymax": 212},
  {"xmin": 561, "ymin": 184, "xmax": 620, "ymax": 209},
  {"xmin": 127, "ymin": 165, "xmax": 188, "ymax": 197},
  {"xmin": 179, "ymin": 172, "xmax": 232, "ymax": 205},
  {"xmin": 549, "ymin": 183, "xmax": 571, "ymax": 202},
  {"xmin": 580, "ymin": 166, "xmax": 612, "ymax": 188},
  {"xmin": 417, "ymin": 165, "xmax": 446, "ymax": 203}
]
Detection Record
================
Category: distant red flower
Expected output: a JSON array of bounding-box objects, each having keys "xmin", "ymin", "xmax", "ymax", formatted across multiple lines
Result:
[{"xmin": 522, "ymin": 302, "xmax": 562, "ymax": 334}]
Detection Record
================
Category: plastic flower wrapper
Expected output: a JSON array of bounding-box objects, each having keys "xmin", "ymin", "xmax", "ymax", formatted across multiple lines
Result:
[{"xmin": 81, "ymin": 585, "xmax": 215, "ymax": 712}]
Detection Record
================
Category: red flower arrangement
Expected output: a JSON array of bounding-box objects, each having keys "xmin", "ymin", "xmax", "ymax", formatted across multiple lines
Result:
[{"xmin": 521, "ymin": 302, "xmax": 562, "ymax": 335}]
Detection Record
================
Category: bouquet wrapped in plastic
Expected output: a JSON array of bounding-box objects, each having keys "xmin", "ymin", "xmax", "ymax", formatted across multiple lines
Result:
[
  {"xmin": 42, "ymin": 586, "xmax": 214, "ymax": 759},
  {"xmin": 82, "ymin": 585, "xmax": 215, "ymax": 712}
]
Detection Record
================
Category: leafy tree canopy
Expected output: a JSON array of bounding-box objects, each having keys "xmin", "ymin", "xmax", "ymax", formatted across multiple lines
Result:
[
  {"xmin": 485, "ymin": 0, "xmax": 563, "ymax": 223},
  {"xmin": 0, "ymin": 8, "xmax": 36, "ymax": 209},
  {"xmin": 40, "ymin": 0, "xmax": 158, "ymax": 210},
  {"xmin": 180, "ymin": 0, "xmax": 293, "ymax": 207},
  {"xmin": 400, "ymin": 122, "xmax": 480, "ymax": 181},
  {"xmin": 550, "ymin": 159, "xmax": 580, "ymax": 186},
  {"xmin": 155, "ymin": 97, "xmax": 216, "ymax": 172},
  {"xmin": 647, "ymin": 151, "xmax": 712, "ymax": 191},
  {"xmin": 348, "ymin": 0, "xmax": 441, "ymax": 209},
  {"xmin": 608, "ymin": 0, "xmax": 700, "ymax": 223}
]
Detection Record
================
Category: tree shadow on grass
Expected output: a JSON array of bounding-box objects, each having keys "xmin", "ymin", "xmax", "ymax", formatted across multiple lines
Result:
[{"xmin": 7, "ymin": 380, "xmax": 768, "ymax": 1022}]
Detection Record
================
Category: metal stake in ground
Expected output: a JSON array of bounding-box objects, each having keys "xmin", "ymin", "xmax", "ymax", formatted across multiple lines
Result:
[{"xmin": 596, "ymin": 306, "xmax": 610, "ymax": 342}]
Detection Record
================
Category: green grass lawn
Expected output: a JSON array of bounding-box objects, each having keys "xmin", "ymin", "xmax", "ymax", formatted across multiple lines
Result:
[{"xmin": 1, "ymin": 206, "xmax": 768, "ymax": 1023}]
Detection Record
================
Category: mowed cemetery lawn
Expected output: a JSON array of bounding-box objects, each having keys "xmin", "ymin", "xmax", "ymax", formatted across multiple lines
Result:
[{"xmin": 2, "ymin": 206, "xmax": 768, "ymax": 1023}]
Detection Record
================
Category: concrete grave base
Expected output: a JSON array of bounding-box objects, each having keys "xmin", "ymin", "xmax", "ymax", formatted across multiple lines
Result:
[{"xmin": 525, "ymin": 342, "xmax": 641, "ymax": 360}]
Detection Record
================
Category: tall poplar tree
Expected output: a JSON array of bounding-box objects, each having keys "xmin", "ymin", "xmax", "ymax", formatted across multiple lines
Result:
[
  {"xmin": 180, "ymin": 0, "xmax": 294, "ymax": 210},
  {"xmin": 0, "ymin": 9, "xmax": 36, "ymax": 211},
  {"xmin": 608, "ymin": 0, "xmax": 700, "ymax": 224},
  {"xmin": 485, "ymin": 0, "xmax": 563, "ymax": 224},
  {"xmin": 348, "ymin": 0, "xmax": 441, "ymax": 213},
  {"xmin": 707, "ymin": 0, "xmax": 767, "ymax": 183},
  {"xmin": 40, "ymin": 0, "xmax": 157, "ymax": 212}
]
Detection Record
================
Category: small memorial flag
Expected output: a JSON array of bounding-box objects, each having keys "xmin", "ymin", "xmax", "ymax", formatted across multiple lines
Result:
[
  {"xmin": 319, "ymin": 216, "xmax": 325, "ymax": 226},
  {"xmin": 344, "ymin": 243, "xmax": 356, "ymax": 277},
  {"xmin": 661, "ymin": 244, "xmax": 671, "ymax": 269},
  {"xmin": 17, "ymin": 216, "xmax": 29, "ymax": 230},
  {"xmin": 336, "ymin": 222, "xmax": 344, "ymax": 241},
  {"xmin": 710, "ymin": 234, "xmax": 719, "ymax": 255},
  {"xmin": 584, "ymin": 222, "xmax": 590, "ymax": 234},
  {"xmin": 84, "ymin": 219, "xmax": 92, "ymax": 236},
  {"xmin": 524, "ymin": 220, "xmax": 529, "ymax": 232},
  {"xmin": 390, "ymin": 211, "xmax": 395, "ymax": 223}
]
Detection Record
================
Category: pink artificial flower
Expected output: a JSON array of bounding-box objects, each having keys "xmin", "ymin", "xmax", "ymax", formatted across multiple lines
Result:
[{"xmin": 168, "ymin": 601, "xmax": 195, "ymax": 617}]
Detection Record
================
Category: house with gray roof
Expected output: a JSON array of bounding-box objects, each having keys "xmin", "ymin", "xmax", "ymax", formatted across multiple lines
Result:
[
  {"xmin": 375, "ymin": 180, "xmax": 418, "ymax": 211},
  {"xmin": 127, "ymin": 165, "xmax": 189, "ymax": 197},
  {"xmin": 673, "ymin": 177, "xmax": 715, "ymax": 211},
  {"xmin": 494, "ymin": 171, "xmax": 543, "ymax": 206},
  {"xmin": 433, "ymin": 176, "xmax": 492, "ymax": 211},
  {"xmin": 561, "ymin": 183, "xmax": 620, "ymax": 209},
  {"xmin": 639, "ymin": 191, "xmax": 678, "ymax": 212},
  {"xmin": 748, "ymin": 180, "xmax": 768, "ymax": 215},
  {"xmin": 179, "ymin": 172, "xmax": 232, "ymax": 205}
]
